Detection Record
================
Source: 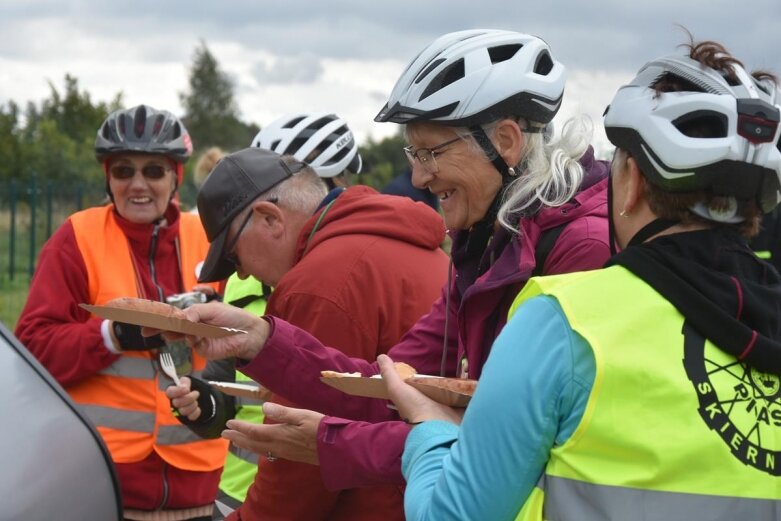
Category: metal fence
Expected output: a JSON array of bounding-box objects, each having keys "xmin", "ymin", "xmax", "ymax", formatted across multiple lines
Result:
[{"xmin": 1, "ymin": 175, "xmax": 106, "ymax": 284}]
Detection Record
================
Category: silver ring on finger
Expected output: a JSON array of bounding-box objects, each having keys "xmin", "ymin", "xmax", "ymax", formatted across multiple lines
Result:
[{"xmin": 266, "ymin": 451, "xmax": 277, "ymax": 462}]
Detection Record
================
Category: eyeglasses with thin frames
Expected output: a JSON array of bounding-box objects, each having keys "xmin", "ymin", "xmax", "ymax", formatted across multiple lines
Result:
[
  {"xmin": 403, "ymin": 136, "xmax": 462, "ymax": 174},
  {"xmin": 223, "ymin": 197, "xmax": 279, "ymax": 267}
]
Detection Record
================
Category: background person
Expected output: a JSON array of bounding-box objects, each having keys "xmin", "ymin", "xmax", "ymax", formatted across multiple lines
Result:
[
  {"xmin": 164, "ymin": 29, "xmax": 611, "ymax": 497},
  {"xmin": 181, "ymin": 146, "xmax": 450, "ymax": 520},
  {"xmin": 191, "ymin": 146, "xmax": 225, "ymax": 214},
  {"xmin": 381, "ymin": 38, "xmax": 781, "ymax": 520},
  {"xmin": 251, "ymin": 112, "xmax": 363, "ymax": 190},
  {"xmin": 15, "ymin": 104, "xmax": 229, "ymax": 520},
  {"xmin": 381, "ymin": 167, "xmax": 439, "ymax": 210}
]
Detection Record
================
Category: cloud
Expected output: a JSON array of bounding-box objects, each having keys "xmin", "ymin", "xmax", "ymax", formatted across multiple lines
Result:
[
  {"xmin": 253, "ymin": 53, "xmax": 324, "ymax": 85},
  {"xmin": 2, "ymin": 0, "xmax": 780, "ymax": 149}
]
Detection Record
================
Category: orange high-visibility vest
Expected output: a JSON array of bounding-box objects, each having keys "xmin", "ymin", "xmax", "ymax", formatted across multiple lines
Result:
[{"xmin": 67, "ymin": 205, "xmax": 228, "ymax": 471}]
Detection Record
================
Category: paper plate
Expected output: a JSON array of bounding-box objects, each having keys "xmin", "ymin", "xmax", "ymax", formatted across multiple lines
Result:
[
  {"xmin": 320, "ymin": 374, "xmax": 474, "ymax": 407},
  {"xmin": 80, "ymin": 303, "xmax": 244, "ymax": 339}
]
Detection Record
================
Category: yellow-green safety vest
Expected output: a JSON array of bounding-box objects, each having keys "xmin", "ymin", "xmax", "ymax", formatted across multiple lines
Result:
[
  {"xmin": 220, "ymin": 274, "xmax": 269, "ymax": 502},
  {"xmin": 509, "ymin": 266, "xmax": 781, "ymax": 520}
]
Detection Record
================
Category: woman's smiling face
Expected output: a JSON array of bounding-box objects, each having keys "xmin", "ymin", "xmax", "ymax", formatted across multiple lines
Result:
[
  {"xmin": 107, "ymin": 154, "xmax": 177, "ymax": 223},
  {"xmin": 405, "ymin": 122, "xmax": 502, "ymax": 230}
]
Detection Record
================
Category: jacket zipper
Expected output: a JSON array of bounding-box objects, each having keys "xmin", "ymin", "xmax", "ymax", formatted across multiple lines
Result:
[{"xmin": 149, "ymin": 222, "xmax": 164, "ymax": 302}]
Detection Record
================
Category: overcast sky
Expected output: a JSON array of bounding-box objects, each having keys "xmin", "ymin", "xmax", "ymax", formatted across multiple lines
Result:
[{"xmin": 2, "ymin": 1, "xmax": 780, "ymax": 155}]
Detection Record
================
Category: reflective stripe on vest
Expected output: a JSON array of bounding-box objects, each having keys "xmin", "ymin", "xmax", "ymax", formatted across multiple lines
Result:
[
  {"xmin": 218, "ymin": 273, "xmax": 268, "ymax": 501},
  {"xmin": 530, "ymin": 475, "xmax": 781, "ymax": 521},
  {"xmin": 229, "ymin": 444, "xmax": 260, "ymax": 464},
  {"xmin": 79, "ymin": 404, "xmax": 155, "ymax": 432},
  {"xmin": 69, "ymin": 205, "xmax": 227, "ymax": 470},
  {"xmin": 510, "ymin": 266, "xmax": 781, "ymax": 520}
]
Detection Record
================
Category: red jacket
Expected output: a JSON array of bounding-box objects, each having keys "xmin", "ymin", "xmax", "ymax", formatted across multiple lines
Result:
[
  {"xmin": 15, "ymin": 204, "xmax": 223, "ymax": 513},
  {"xmin": 241, "ymin": 150, "xmax": 612, "ymax": 491},
  {"xmin": 233, "ymin": 186, "xmax": 449, "ymax": 521}
]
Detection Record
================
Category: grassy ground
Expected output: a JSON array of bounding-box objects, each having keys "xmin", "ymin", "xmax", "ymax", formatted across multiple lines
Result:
[{"xmin": 0, "ymin": 276, "xmax": 29, "ymax": 331}]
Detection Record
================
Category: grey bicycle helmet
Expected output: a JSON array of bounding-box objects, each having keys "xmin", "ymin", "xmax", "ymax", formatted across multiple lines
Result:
[
  {"xmin": 251, "ymin": 112, "xmax": 362, "ymax": 178},
  {"xmin": 375, "ymin": 29, "xmax": 567, "ymax": 127},
  {"xmin": 604, "ymin": 54, "xmax": 781, "ymax": 213},
  {"xmin": 95, "ymin": 104, "xmax": 193, "ymax": 185}
]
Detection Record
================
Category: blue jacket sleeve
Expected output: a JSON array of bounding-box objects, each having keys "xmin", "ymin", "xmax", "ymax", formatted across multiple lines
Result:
[{"xmin": 401, "ymin": 295, "xmax": 596, "ymax": 521}]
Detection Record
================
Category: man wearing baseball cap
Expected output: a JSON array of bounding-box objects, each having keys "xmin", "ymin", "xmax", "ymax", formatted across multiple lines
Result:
[{"xmin": 169, "ymin": 147, "xmax": 448, "ymax": 520}]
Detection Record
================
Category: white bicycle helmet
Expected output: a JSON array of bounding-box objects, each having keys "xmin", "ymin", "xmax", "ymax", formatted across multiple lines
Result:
[
  {"xmin": 604, "ymin": 54, "xmax": 781, "ymax": 213},
  {"xmin": 374, "ymin": 29, "xmax": 567, "ymax": 127},
  {"xmin": 251, "ymin": 112, "xmax": 362, "ymax": 178}
]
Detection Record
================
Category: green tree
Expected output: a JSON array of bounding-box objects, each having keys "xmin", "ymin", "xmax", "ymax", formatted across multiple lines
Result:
[
  {"xmin": 179, "ymin": 41, "xmax": 259, "ymax": 152},
  {"xmin": 0, "ymin": 101, "xmax": 23, "ymax": 181},
  {"xmin": 358, "ymin": 129, "xmax": 409, "ymax": 189},
  {"xmin": 0, "ymin": 75, "xmax": 122, "ymax": 184}
]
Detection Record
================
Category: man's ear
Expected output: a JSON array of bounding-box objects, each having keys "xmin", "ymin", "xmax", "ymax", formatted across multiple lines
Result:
[
  {"xmin": 251, "ymin": 200, "xmax": 285, "ymax": 237},
  {"xmin": 492, "ymin": 119, "xmax": 525, "ymax": 167}
]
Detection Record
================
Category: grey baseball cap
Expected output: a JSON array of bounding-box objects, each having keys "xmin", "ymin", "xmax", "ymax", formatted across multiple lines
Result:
[{"xmin": 197, "ymin": 147, "xmax": 306, "ymax": 282}]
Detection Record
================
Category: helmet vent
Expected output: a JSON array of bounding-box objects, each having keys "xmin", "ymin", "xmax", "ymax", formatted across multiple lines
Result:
[
  {"xmin": 329, "ymin": 146, "xmax": 350, "ymax": 165},
  {"xmin": 133, "ymin": 105, "xmax": 147, "ymax": 138},
  {"xmin": 270, "ymin": 139, "xmax": 281, "ymax": 150},
  {"xmin": 118, "ymin": 114, "xmax": 128, "ymax": 138},
  {"xmin": 672, "ymin": 111, "xmax": 729, "ymax": 138},
  {"xmin": 284, "ymin": 116, "xmax": 306, "ymax": 129},
  {"xmin": 286, "ymin": 137, "xmax": 307, "ymax": 155},
  {"xmin": 488, "ymin": 44, "xmax": 522, "ymax": 64},
  {"xmin": 414, "ymin": 58, "xmax": 446, "ymax": 84},
  {"xmin": 170, "ymin": 122, "xmax": 181, "ymax": 139},
  {"xmin": 307, "ymin": 116, "xmax": 333, "ymax": 131},
  {"xmin": 419, "ymin": 58, "xmax": 465, "ymax": 102},
  {"xmin": 534, "ymin": 51, "xmax": 554, "ymax": 75},
  {"xmin": 152, "ymin": 115, "xmax": 164, "ymax": 136}
]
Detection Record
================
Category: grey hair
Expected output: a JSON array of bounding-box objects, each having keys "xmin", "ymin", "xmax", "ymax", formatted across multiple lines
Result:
[
  {"xmin": 260, "ymin": 156, "xmax": 329, "ymax": 213},
  {"xmin": 456, "ymin": 115, "xmax": 593, "ymax": 232}
]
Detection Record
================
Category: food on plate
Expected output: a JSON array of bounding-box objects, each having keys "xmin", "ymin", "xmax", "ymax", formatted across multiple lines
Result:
[
  {"xmin": 105, "ymin": 297, "xmax": 186, "ymax": 319},
  {"xmin": 320, "ymin": 361, "xmax": 418, "ymax": 380}
]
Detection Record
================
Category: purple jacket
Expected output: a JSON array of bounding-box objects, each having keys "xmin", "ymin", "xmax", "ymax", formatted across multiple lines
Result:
[{"xmin": 241, "ymin": 148, "xmax": 611, "ymax": 489}]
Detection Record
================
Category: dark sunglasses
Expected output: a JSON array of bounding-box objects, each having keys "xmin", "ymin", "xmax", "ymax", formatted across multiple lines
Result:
[{"xmin": 109, "ymin": 164, "xmax": 169, "ymax": 180}]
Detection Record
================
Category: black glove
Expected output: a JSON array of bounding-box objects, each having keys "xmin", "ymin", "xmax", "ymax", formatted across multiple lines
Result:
[
  {"xmin": 111, "ymin": 321, "xmax": 165, "ymax": 351},
  {"xmin": 173, "ymin": 377, "xmax": 218, "ymax": 424},
  {"xmin": 172, "ymin": 377, "xmax": 236, "ymax": 438}
]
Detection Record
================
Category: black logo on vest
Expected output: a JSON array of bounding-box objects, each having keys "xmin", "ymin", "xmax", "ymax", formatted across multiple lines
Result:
[{"xmin": 683, "ymin": 322, "xmax": 781, "ymax": 476}]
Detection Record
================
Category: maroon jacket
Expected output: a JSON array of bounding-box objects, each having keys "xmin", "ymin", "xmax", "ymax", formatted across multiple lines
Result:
[
  {"xmin": 234, "ymin": 186, "xmax": 450, "ymax": 521},
  {"xmin": 242, "ymin": 149, "xmax": 611, "ymax": 490}
]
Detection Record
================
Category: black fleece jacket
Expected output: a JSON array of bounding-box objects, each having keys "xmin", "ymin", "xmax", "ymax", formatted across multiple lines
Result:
[{"xmin": 607, "ymin": 228, "xmax": 781, "ymax": 374}]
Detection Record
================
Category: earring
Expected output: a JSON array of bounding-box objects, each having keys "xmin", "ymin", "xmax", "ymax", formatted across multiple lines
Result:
[
  {"xmin": 619, "ymin": 209, "xmax": 629, "ymax": 217},
  {"xmin": 507, "ymin": 166, "xmax": 518, "ymax": 177}
]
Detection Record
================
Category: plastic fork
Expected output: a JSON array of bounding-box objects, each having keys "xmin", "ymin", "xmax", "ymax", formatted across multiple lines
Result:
[{"xmin": 159, "ymin": 352, "xmax": 181, "ymax": 386}]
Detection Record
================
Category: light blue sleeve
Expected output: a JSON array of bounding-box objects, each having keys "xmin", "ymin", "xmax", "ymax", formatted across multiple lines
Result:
[{"xmin": 401, "ymin": 295, "xmax": 595, "ymax": 521}]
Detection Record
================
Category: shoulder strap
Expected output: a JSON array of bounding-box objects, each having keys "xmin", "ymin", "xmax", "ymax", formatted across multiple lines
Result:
[
  {"xmin": 228, "ymin": 284, "xmax": 272, "ymax": 309},
  {"xmin": 532, "ymin": 223, "xmax": 569, "ymax": 277}
]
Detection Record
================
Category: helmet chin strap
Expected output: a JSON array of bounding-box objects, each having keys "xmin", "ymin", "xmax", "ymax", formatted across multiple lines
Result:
[
  {"xmin": 608, "ymin": 172, "xmax": 618, "ymax": 255},
  {"xmin": 469, "ymin": 126, "xmax": 517, "ymax": 227}
]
